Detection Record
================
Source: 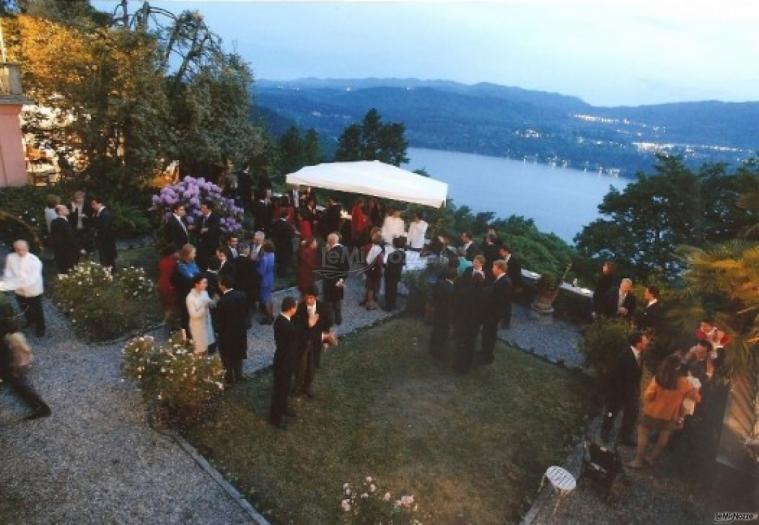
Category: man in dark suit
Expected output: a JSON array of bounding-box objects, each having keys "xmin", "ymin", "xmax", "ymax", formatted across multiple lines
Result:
[
  {"xmin": 271, "ymin": 215, "xmax": 296, "ymax": 277},
  {"xmin": 321, "ymin": 197, "xmax": 342, "ymax": 239},
  {"xmin": 292, "ymin": 286, "xmax": 335, "ymax": 397},
  {"xmin": 90, "ymin": 197, "xmax": 118, "ymax": 271},
  {"xmin": 196, "ymin": 200, "xmax": 221, "ymax": 270},
  {"xmin": 252, "ymin": 190, "xmax": 273, "ymax": 236},
  {"xmin": 479, "ymin": 260, "xmax": 512, "ymax": 365},
  {"xmin": 206, "ymin": 246, "xmax": 236, "ymax": 295},
  {"xmin": 459, "ymin": 254, "xmax": 490, "ymax": 286},
  {"xmin": 481, "ymin": 233, "xmax": 501, "ymax": 267},
  {"xmin": 453, "ymin": 272, "xmax": 489, "ymax": 373},
  {"xmin": 270, "ymin": 296, "xmax": 300, "ymax": 429},
  {"xmin": 604, "ymin": 278, "xmax": 637, "ymax": 320},
  {"xmin": 430, "ymin": 268, "xmax": 456, "ymax": 360},
  {"xmin": 69, "ymin": 190, "xmax": 91, "ymax": 253},
  {"xmin": 222, "ymin": 234, "xmax": 240, "ymax": 262},
  {"xmin": 49, "ymin": 205, "xmax": 79, "ymax": 273},
  {"xmin": 322, "ymin": 233, "xmax": 350, "ymax": 325},
  {"xmin": 215, "ymin": 274, "xmax": 249, "ymax": 384},
  {"xmin": 459, "ymin": 231, "xmax": 480, "ymax": 261},
  {"xmin": 592, "ymin": 261, "xmax": 616, "ymax": 317},
  {"xmin": 636, "ymin": 285, "xmax": 663, "ymax": 333},
  {"xmin": 600, "ymin": 331, "xmax": 650, "ymax": 446},
  {"xmin": 497, "ymin": 244, "xmax": 522, "ymax": 328},
  {"xmin": 166, "ymin": 203, "xmax": 190, "ymax": 252}
]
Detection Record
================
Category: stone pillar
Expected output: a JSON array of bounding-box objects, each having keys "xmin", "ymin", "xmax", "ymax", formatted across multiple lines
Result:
[{"xmin": 0, "ymin": 63, "xmax": 28, "ymax": 187}]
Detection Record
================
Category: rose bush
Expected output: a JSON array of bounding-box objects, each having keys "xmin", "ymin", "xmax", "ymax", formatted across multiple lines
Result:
[
  {"xmin": 340, "ymin": 476, "xmax": 422, "ymax": 525},
  {"xmin": 121, "ymin": 332, "xmax": 225, "ymax": 424},
  {"xmin": 53, "ymin": 261, "xmax": 158, "ymax": 340}
]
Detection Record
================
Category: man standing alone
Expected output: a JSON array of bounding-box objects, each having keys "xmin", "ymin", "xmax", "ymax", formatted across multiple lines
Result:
[
  {"xmin": 2, "ymin": 240, "xmax": 46, "ymax": 337},
  {"xmin": 215, "ymin": 274, "xmax": 249, "ymax": 384}
]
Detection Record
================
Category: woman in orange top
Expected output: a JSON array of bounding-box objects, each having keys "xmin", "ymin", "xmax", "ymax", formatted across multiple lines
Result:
[{"xmin": 629, "ymin": 354, "xmax": 701, "ymax": 468}]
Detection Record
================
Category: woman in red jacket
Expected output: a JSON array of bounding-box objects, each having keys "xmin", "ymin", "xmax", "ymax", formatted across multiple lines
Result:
[
  {"xmin": 351, "ymin": 198, "xmax": 368, "ymax": 247},
  {"xmin": 157, "ymin": 246, "xmax": 179, "ymax": 331},
  {"xmin": 296, "ymin": 236, "xmax": 320, "ymax": 294}
]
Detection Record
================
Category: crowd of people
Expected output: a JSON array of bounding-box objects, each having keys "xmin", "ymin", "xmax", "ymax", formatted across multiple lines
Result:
[
  {"xmin": 3, "ymin": 177, "xmax": 731, "ymax": 452},
  {"xmin": 592, "ymin": 262, "xmax": 731, "ymax": 469}
]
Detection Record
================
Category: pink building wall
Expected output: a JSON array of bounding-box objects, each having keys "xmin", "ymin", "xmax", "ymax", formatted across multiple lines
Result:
[{"xmin": 0, "ymin": 102, "xmax": 26, "ymax": 187}]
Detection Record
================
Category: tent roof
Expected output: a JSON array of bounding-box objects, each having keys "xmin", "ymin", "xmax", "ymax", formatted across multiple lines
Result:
[{"xmin": 286, "ymin": 160, "xmax": 448, "ymax": 208}]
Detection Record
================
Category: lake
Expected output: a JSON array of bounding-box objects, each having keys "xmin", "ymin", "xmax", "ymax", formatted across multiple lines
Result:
[{"xmin": 403, "ymin": 147, "xmax": 628, "ymax": 243}]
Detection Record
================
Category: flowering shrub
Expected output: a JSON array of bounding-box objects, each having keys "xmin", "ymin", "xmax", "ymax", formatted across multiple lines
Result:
[
  {"xmin": 53, "ymin": 261, "xmax": 157, "ymax": 340},
  {"xmin": 340, "ymin": 476, "xmax": 421, "ymax": 525},
  {"xmin": 122, "ymin": 333, "xmax": 225, "ymax": 424},
  {"xmin": 151, "ymin": 176, "xmax": 244, "ymax": 234}
]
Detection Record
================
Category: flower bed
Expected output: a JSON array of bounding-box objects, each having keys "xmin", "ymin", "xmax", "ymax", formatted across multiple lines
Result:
[
  {"xmin": 121, "ymin": 333, "xmax": 226, "ymax": 424},
  {"xmin": 53, "ymin": 261, "xmax": 160, "ymax": 341}
]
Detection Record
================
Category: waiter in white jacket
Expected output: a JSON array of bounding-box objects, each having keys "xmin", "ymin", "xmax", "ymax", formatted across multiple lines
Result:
[{"xmin": 2, "ymin": 240, "xmax": 46, "ymax": 337}]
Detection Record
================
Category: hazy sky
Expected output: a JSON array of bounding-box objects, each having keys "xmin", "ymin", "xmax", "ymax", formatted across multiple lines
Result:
[{"xmin": 94, "ymin": 0, "xmax": 759, "ymax": 106}]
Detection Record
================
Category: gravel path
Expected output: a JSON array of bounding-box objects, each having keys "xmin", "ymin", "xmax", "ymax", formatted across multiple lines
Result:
[
  {"xmin": 0, "ymin": 277, "xmax": 403, "ymax": 525},
  {"xmin": 498, "ymin": 303, "xmax": 585, "ymax": 369}
]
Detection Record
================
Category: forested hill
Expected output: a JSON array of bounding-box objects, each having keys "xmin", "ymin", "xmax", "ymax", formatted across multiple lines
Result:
[{"xmin": 251, "ymin": 78, "xmax": 759, "ymax": 176}]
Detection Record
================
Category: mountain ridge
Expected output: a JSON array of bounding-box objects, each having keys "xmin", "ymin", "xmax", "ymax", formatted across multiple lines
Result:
[{"xmin": 252, "ymin": 78, "xmax": 759, "ymax": 175}]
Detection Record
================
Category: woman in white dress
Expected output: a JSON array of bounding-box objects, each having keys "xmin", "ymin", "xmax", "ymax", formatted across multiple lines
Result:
[{"xmin": 186, "ymin": 275, "xmax": 216, "ymax": 355}]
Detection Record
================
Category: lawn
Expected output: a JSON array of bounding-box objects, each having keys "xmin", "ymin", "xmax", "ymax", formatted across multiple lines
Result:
[{"xmin": 184, "ymin": 318, "xmax": 594, "ymax": 524}]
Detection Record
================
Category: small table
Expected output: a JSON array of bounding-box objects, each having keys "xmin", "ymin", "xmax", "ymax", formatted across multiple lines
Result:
[{"xmin": 542, "ymin": 465, "xmax": 576, "ymax": 516}]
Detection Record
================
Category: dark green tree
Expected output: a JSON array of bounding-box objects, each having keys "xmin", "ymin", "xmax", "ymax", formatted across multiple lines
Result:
[
  {"xmin": 303, "ymin": 128, "xmax": 322, "ymax": 166},
  {"xmin": 277, "ymin": 126, "xmax": 305, "ymax": 175},
  {"xmin": 575, "ymin": 154, "xmax": 757, "ymax": 279},
  {"xmin": 335, "ymin": 108, "xmax": 408, "ymax": 166},
  {"xmin": 334, "ymin": 124, "xmax": 363, "ymax": 162}
]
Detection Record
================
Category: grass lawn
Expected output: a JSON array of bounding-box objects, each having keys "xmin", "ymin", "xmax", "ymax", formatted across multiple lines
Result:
[{"xmin": 184, "ymin": 318, "xmax": 595, "ymax": 524}]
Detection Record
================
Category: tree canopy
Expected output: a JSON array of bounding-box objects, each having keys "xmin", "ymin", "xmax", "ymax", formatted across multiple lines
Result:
[
  {"xmin": 3, "ymin": 1, "xmax": 265, "ymax": 195},
  {"xmin": 334, "ymin": 108, "xmax": 408, "ymax": 166},
  {"xmin": 575, "ymin": 155, "xmax": 759, "ymax": 279}
]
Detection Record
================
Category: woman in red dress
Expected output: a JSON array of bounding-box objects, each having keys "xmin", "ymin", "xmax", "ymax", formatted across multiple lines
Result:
[
  {"xmin": 298, "ymin": 196, "xmax": 317, "ymax": 240},
  {"xmin": 157, "ymin": 246, "xmax": 179, "ymax": 330},
  {"xmin": 296, "ymin": 236, "xmax": 320, "ymax": 294},
  {"xmin": 351, "ymin": 198, "xmax": 368, "ymax": 247}
]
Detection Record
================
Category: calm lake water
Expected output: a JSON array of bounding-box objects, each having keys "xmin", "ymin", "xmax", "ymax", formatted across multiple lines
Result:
[{"xmin": 403, "ymin": 147, "xmax": 628, "ymax": 243}]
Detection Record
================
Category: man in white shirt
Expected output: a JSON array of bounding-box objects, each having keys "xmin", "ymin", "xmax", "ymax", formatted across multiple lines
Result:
[
  {"xmin": 406, "ymin": 212, "xmax": 428, "ymax": 251},
  {"xmin": 2, "ymin": 240, "xmax": 46, "ymax": 337},
  {"xmin": 380, "ymin": 209, "xmax": 406, "ymax": 245}
]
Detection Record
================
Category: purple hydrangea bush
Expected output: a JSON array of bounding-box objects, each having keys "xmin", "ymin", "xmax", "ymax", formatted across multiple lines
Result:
[{"xmin": 151, "ymin": 176, "xmax": 244, "ymax": 233}]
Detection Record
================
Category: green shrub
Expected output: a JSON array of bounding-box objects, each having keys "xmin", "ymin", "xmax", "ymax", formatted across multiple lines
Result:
[
  {"xmin": 53, "ymin": 261, "xmax": 158, "ymax": 340},
  {"xmin": 109, "ymin": 201, "xmax": 154, "ymax": 238},
  {"xmin": 0, "ymin": 185, "xmax": 50, "ymax": 251},
  {"xmin": 580, "ymin": 318, "xmax": 632, "ymax": 379},
  {"xmin": 121, "ymin": 333, "xmax": 226, "ymax": 424}
]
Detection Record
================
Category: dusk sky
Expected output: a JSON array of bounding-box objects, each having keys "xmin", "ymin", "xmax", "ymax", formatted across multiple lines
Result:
[{"xmin": 94, "ymin": 0, "xmax": 759, "ymax": 106}]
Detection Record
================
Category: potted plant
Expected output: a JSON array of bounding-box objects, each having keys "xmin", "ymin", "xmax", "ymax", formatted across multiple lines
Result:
[{"xmin": 531, "ymin": 272, "xmax": 560, "ymax": 314}]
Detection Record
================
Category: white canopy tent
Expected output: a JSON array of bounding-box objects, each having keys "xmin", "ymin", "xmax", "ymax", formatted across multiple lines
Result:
[{"xmin": 285, "ymin": 160, "xmax": 448, "ymax": 208}]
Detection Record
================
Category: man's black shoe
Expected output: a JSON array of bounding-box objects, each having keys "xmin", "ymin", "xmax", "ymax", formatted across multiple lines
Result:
[
  {"xmin": 25, "ymin": 406, "xmax": 51, "ymax": 420},
  {"xmin": 269, "ymin": 418, "xmax": 287, "ymax": 430}
]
